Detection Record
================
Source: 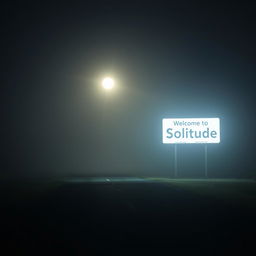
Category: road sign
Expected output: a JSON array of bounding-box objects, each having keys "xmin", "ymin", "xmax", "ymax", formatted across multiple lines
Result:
[{"xmin": 162, "ymin": 118, "xmax": 220, "ymax": 144}]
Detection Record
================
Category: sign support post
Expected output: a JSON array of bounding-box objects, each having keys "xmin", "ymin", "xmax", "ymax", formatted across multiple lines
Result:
[
  {"xmin": 174, "ymin": 144, "xmax": 178, "ymax": 178},
  {"xmin": 204, "ymin": 144, "xmax": 208, "ymax": 178},
  {"xmin": 163, "ymin": 118, "xmax": 220, "ymax": 179}
]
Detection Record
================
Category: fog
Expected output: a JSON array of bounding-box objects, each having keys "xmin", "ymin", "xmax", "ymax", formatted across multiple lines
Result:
[{"xmin": 2, "ymin": 2, "xmax": 256, "ymax": 180}]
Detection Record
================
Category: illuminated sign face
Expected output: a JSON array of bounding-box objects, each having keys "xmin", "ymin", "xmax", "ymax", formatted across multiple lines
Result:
[{"xmin": 162, "ymin": 118, "xmax": 220, "ymax": 144}]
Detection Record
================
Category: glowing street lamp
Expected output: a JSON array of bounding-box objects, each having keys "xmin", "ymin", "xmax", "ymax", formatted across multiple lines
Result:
[{"xmin": 102, "ymin": 77, "xmax": 114, "ymax": 90}]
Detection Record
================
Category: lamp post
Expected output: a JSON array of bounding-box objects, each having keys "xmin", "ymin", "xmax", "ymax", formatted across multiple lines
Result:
[{"xmin": 99, "ymin": 77, "xmax": 115, "ymax": 170}]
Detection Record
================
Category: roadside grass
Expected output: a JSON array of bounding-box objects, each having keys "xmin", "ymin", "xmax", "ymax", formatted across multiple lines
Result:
[
  {"xmin": 0, "ymin": 179, "xmax": 64, "ymax": 204},
  {"xmin": 2, "ymin": 176, "xmax": 256, "ymax": 210},
  {"xmin": 147, "ymin": 177, "xmax": 256, "ymax": 209}
]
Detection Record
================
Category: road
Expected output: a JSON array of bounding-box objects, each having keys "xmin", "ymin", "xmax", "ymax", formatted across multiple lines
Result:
[{"xmin": 2, "ymin": 177, "xmax": 256, "ymax": 255}]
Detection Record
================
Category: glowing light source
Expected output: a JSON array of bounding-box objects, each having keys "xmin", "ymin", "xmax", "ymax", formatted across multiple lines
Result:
[{"xmin": 102, "ymin": 77, "xmax": 114, "ymax": 90}]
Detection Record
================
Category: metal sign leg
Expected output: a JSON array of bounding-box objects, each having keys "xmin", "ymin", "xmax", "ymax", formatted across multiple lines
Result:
[
  {"xmin": 174, "ymin": 144, "xmax": 178, "ymax": 178},
  {"xmin": 205, "ymin": 144, "xmax": 208, "ymax": 178}
]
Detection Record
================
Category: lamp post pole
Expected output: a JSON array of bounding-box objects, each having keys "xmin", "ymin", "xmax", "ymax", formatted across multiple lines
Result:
[{"xmin": 100, "ymin": 77, "xmax": 115, "ymax": 169}]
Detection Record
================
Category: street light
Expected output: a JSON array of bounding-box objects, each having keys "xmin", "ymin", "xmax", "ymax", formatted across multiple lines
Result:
[
  {"xmin": 100, "ymin": 76, "xmax": 115, "ymax": 170},
  {"xmin": 102, "ymin": 77, "xmax": 114, "ymax": 90}
]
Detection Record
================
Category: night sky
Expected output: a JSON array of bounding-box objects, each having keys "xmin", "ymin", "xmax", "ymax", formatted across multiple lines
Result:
[{"xmin": 2, "ymin": 2, "xmax": 256, "ymax": 179}]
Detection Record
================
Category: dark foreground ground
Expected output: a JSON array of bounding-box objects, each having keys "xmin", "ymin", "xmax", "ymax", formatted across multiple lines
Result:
[{"xmin": 1, "ymin": 177, "xmax": 256, "ymax": 255}]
